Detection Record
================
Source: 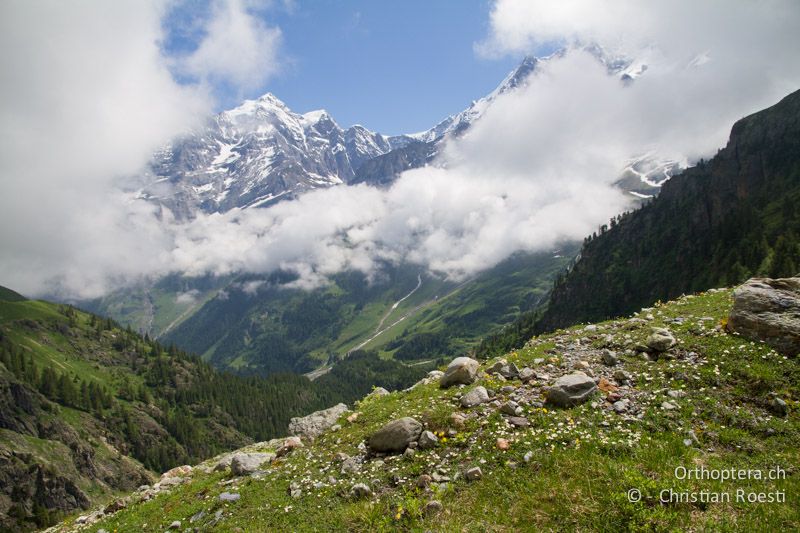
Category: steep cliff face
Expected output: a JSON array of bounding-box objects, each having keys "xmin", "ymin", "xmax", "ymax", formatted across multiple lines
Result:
[{"xmin": 534, "ymin": 89, "xmax": 800, "ymax": 332}]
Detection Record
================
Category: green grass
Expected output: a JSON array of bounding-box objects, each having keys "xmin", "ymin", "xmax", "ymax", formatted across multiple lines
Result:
[{"xmin": 65, "ymin": 287, "xmax": 799, "ymax": 532}]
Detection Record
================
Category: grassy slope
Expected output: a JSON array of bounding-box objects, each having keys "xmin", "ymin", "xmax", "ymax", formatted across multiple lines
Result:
[{"xmin": 68, "ymin": 288, "xmax": 799, "ymax": 532}]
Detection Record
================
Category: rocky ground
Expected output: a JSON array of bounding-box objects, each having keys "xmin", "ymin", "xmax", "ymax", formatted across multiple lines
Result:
[{"xmin": 48, "ymin": 285, "xmax": 799, "ymax": 532}]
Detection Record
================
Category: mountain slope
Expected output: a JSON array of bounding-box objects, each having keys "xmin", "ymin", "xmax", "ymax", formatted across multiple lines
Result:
[
  {"xmin": 478, "ymin": 88, "xmax": 800, "ymax": 357},
  {"xmin": 0, "ymin": 294, "xmax": 427, "ymax": 530},
  {"xmin": 54, "ymin": 287, "xmax": 800, "ymax": 532}
]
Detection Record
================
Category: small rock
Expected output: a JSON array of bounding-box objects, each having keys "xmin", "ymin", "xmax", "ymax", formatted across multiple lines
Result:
[
  {"xmin": 276, "ymin": 436, "xmax": 304, "ymax": 457},
  {"xmin": 219, "ymin": 492, "xmax": 240, "ymax": 502},
  {"xmin": 418, "ymin": 430, "xmax": 439, "ymax": 449},
  {"xmin": 646, "ymin": 327, "xmax": 677, "ymax": 352},
  {"xmin": 507, "ymin": 416, "xmax": 529, "ymax": 428},
  {"xmin": 523, "ymin": 451, "xmax": 534, "ymax": 462},
  {"xmin": 770, "ymin": 397, "xmax": 788, "ymax": 416},
  {"xmin": 601, "ymin": 349, "xmax": 619, "ymax": 366},
  {"xmin": 612, "ymin": 399, "xmax": 630, "ymax": 413},
  {"xmin": 169, "ymin": 521, "xmax": 181, "ymax": 529},
  {"xmin": 190, "ymin": 510, "xmax": 206, "ymax": 523},
  {"xmin": 449, "ymin": 412, "xmax": 466, "ymax": 427},
  {"xmin": 499, "ymin": 363, "xmax": 520, "ymax": 379},
  {"xmin": 161, "ymin": 465, "xmax": 193, "ymax": 480},
  {"xmin": 667, "ymin": 390, "xmax": 687, "ymax": 399},
  {"xmin": 465, "ymin": 467, "xmax": 483, "ymax": 481},
  {"xmin": 500, "ymin": 401, "xmax": 519, "ymax": 416},
  {"xmin": 104, "ymin": 498, "xmax": 127, "ymax": 514},
  {"xmin": 416, "ymin": 474, "xmax": 432, "ymax": 488},
  {"xmin": 597, "ymin": 377, "xmax": 618, "ymax": 393},
  {"xmin": 574, "ymin": 361, "xmax": 590, "ymax": 370},
  {"xmin": 487, "ymin": 359, "xmax": 507, "ymax": 374},
  {"xmin": 613, "ymin": 369, "xmax": 633, "ymax": 384},
  {"xmin": 584, "ymin": 324, "xmax": 598, "ymax": 332},
  {"xmin": 424, "ymin": 500, "xmax": 444, "ymax": 516},
  {"xmin": 231, "ymin": 452, "xmax": 275, "ymax": 476},
  {"xmin": 289, "ymin": 482, "xmax": 302, "ymax": 499},
  {"xmin": 661, "ymin": 401, "xmax": 678, "ymax": 410},
  {"xmin": 351, "ymin": 483, "xmax": 372, "ymax": 499},
  {"xmin": 403, "ymin": 447, "xmax": 417, "ymax": 458},
  {"xmin": 440, "ymin": 357, "xmax": 481, "ymax": 388},
  {"xmin": 460, "ymin": 386, "xmax": 490, "ymax": 408},
  {"xmin": 346, "ymin": 413, "xmax": 360, "ymax": 423},
  {"xmin": 496, "ymin": 438, "xmax": 510, "ymax": 450},
  {"xmin": 518, "ymin": 367, "xmax": 536, "ymax": 382},
  {"xmin": 368, "ymin": 387, "xmax": 390, "ymax": 397},
  {"xmin": 501, "ymin": 385, "xmax": 517, "ymax": 394}
]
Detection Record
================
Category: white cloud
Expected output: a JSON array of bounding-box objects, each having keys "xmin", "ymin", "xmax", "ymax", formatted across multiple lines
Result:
[
  {"xmin": 3, "ymin": 1, "xmax": 800, "ymax": 299},
  {"xmin": 176, "ymin": 0, "xmax": 282, "ymax": 95}
]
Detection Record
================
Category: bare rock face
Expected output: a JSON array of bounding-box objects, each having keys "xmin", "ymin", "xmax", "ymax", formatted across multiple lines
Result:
[
  {"xmin": 727, "ymin": 277, "xmax": 800, "ymax": 356},
  {"xmin": 288, "ymin": 403, "xmax": 349, "ymax": 440}
]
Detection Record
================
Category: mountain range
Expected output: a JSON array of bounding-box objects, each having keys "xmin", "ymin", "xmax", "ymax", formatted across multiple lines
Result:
[{"xmin": 135, "ymin": 48, "xmax": 668, "ymax": 222}]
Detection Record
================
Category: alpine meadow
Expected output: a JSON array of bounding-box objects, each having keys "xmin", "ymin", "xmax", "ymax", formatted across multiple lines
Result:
[{"xmin": 1, "ymin": 1, "xmax": 799, "ymax": 531}]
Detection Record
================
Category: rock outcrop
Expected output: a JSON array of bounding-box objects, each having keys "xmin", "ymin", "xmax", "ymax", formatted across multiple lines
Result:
[
  {"xmin": 727, "ymin": 277, "xmax": 800, "ymax": 356},
  {"xmin": 288, "ymin": 403, "xmax": 349, "ymax": 440}
]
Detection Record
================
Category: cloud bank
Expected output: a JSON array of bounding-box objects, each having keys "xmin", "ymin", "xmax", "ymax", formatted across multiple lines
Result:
[{"xmin": 1, "ymin": 1, "xmax": 799, "ymax": 299}]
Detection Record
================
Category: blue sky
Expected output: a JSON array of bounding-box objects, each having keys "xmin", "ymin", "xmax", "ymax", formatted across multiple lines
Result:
[{"xmin": 163, "ymin": 1, "xmax": 523, "ymax": 135}]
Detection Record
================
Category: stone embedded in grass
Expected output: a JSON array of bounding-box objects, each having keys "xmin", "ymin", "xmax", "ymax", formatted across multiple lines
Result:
[
  {"xmin": 350, "ymin": 483, "xmax": 372, "ymax": 499},
  {"xmin": 518, "ymin": 367, "xmax": 536, "ymax": 382},
  {"xmin": 500, "ymin": 401, "xmax": 520, "ymax": 416},
  {"xmin": 276, "ymin": 436, "xmax": 303, "ymax": 457},
  {"xmin": 546, "ymin": 372, "xmax": 598, "ymax": 407},
  {"xmin": 666, "ymin": 390, "xmax": 686, "ymax": 399},
  {"xmin": 770, "ymin": 397, "xmax": 788, "ymax": 416},
  {"xmin": 424, "ymin": 500, "xmax": 444, "ymax": 516},
  {"xmin": 646, "ymin": 327, "xmax": 677, "ymax": 352},
  {"xmin": 460, "ymin": 386, "xmax": 490, "ymax": 408},
  {"xmin": 219, "ymin": 492, "xmax": 240, "ymax": 502},
  {"xmin": 168, "ymin": 521, "xmax": 181, "ymax": 529},
  {"xmin": 507, "ymin": 416, "xmax": 530, "ymax": 428},
  {"xmin": 613, "ymin": 369, "xmax": 633, "ymax": 385},
  {"xmin": 601, "ymin": 349, "xmax": 619, "ymax": 366},
  {"xmin": 499, "ymin": 362, "xmax": 520, "ymax": 379},
  {"xmin": 368, "ymin": 417, "xmax": 423, "ymax": 453},
  {"xmin": 465, "ymin": 467, "xmax": 483, "ymax": 481},
  {"xmin": 418, "ymin": 430, "xmax": 438, "ymax": 449},
  {"xmin": 661, "ymin": 401, "xmax": 677, "ymax": 410},
  {"xmin": 440, "ymin": 357, "xmax": 481, "ymax": 388},
  {"xmin": 230, "ymin": 452, "xmax": 275, "ymax": 476},
  {"xmin": 612, "ymin": 399, "xmax": 630, "ymax": 413}
]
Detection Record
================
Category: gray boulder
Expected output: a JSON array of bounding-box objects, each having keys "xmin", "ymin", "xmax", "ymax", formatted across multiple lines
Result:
[
  {"xmin": 368, "ymin": 417, "xmax": 423, "ymax": 453},
  {"xmin": 546, "ymin": 372, "xmax": 598, "ymax": 407},
  {"xmin": 230, "ymin": 452, "xmax": 275, "ymax": 476},
  {"xmin": 727, "ymin": 277, "xmax": 800, "ymax": 356},
  {"xmin": 440, "ymin": 357, "xmax": 480, "ymax": 388},
  {"xmin": 646, "ymin": 328, "xmax": 677, "ymax": 352},
  {"xmin": 460, "ymin": 386, "xmax": 490, "ymax": 408},
  {"xmin": 288, "ymin": 403, "xmax": 348, "ymax": 439}
]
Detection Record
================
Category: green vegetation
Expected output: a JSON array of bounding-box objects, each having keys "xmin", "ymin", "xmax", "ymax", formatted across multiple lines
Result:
[
  {"xmin": 0, "ymin": 296, "xmax": 430, "ymax": 531},
  {"xmin": 156, "ymin": 249, "xmax": 573, "ymax": 378},
  {"xmin": 70, "ymin": 289, "xmax": 799, "ymax": 532}
]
